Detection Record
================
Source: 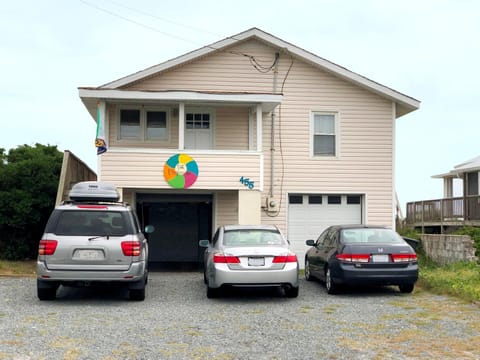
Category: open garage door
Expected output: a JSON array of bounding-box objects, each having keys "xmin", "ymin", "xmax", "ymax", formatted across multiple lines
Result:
[
  {"xmin": 287, "ymin": 194, "xmax": 363, "ymax": 268},
  {"xmin": 137, "ymin": 194, "xmax": 212, "ymax": 267}
]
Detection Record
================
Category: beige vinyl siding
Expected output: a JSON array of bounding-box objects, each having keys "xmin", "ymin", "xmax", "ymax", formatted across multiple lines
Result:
[
  {"xmin": 215, "ymin": 191, "xmax": 239, "ymax": 227},
  {"xmin": 124, "ymin": 40, "xmax": 277, "ymax": 93},
  {"xmin": 107, "ymin": 38, "xmax": 396, "ymax": 229},
  {"xmin": 215, "ymin": 107, "xmax": 249, "ymax": 150},
  {"xmin": 99, "ymin": 151, "xmax": 261, "ymax": 190}
]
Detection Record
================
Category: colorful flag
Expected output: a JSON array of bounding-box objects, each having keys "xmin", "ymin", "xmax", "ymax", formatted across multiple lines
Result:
[{"xmin": 95, "ymin": 101, "xmax": 107, "ymax": 155}]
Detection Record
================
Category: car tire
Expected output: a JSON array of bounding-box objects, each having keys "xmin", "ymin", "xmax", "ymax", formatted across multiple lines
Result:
[
  {"xmin": 129, "ymin": 287, "xmax": 145, "ymax": 301},
  {"xmin": 206, "ymin": 284, "xmax": 220, "ymax": 299},
  {"xmin": 37, "ymin": 280, "xmax": 58, "ymax": 301},
  {"xmin": 304, "ymin": 258, "xmax": 313, "ymax": 281},
  {"xmin": 325, "ymin": 267, "xmax": 339, "ymax": 295},
  {"xmin": 399, "ymin": 283, "xmax": 415, "ymax": 294},
  {"xmin": 37, "ymin": 287, "xmax": 57, "ymax": 301},
  {"xmin": 284, "ymin": 286, "xmax": 299, "ymax": 298}
]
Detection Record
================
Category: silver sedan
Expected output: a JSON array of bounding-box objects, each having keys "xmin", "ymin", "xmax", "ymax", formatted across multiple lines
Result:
[{"xmin": 200, "ymin": 224, "xmax": 299, "ymax": 298}]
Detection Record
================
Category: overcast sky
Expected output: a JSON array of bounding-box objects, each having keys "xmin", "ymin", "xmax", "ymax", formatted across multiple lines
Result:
[{"xmin": 1, "ymin": 0, "xmax": 478, "ymax": 213}]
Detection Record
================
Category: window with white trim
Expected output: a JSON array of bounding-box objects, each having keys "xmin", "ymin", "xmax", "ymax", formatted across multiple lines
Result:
[
  {"xmin": 312, "ymin": 112, "xmax": 337, "ymax": 157},
  {"xmin": 118, "ymin": 106, "xmax": 169, "ymax": 141}
]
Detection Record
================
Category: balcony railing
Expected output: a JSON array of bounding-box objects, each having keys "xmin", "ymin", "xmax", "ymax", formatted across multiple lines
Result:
[{"xmin": 406, "ymin": 195, "xmax": 480, "ymax": 228}]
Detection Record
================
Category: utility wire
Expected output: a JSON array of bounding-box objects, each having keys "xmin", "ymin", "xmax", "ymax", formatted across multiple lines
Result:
[{"xmin": 79, "ymin": 0, "xmax": 279, "ymax": 74}]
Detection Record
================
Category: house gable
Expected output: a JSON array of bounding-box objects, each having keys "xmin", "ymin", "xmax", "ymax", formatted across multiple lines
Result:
[{"xmin": 100, "ymin": 28, "xmax": 419, "ymax": 118}]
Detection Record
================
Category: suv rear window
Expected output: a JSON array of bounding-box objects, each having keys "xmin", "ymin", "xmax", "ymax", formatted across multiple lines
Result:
[{"xmin": 48, "ymin": 210, "xmax": 131, "ymax": 236}]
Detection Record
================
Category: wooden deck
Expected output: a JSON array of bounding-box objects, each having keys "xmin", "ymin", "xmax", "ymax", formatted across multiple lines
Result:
[{"xmin": 406, "ymin": 195, "xmax": 480, "ymax": 231}]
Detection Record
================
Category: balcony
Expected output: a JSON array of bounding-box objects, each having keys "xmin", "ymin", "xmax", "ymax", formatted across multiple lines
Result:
[{"xmin": 406, "ymin": 195, "xmax": 480, "ymax": 231}]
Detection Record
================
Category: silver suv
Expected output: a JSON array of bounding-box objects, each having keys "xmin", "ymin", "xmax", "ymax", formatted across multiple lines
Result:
[{"xmin": 36, "ymin": 182, "xmax": 153, "ymax": 301}]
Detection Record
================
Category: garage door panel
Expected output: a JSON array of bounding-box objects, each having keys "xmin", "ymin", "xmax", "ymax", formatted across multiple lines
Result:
[{"xmin": 288, "ymin": 195, "xmax": 362, "ymax": 268}]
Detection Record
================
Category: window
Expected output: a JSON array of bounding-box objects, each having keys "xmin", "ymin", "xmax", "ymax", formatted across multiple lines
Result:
[
  {"xmin": 347, "ymin": 196, "xmax": 361, "ymax": 204},
  {"xmin": 146, "ymin": 111, "xmax": 167, "ymax": 140},
  {"xmin": 308, "ymin": 195, "xmax": 323, "ymax": 204},
  {"xmin": 118, "ymin": 107, "xmax": 169, "ymax": 141},
  {"xmin": 289, "ymin": 195, "xmax": 303, "ymax": 204},
  {"xmin": 328, "ymin": 195, "xmax": 341, "ymax": 204},
  {"xmin": 186, "ymin": 113, "xmax": 210, "ymax": 129},
  {"xmin": 120, "ymin": 109, "xmax": 141, "ymax": 139},
  {"xmin": 312, "ymin": 112, "xmax": 337, "ymax": 156}
]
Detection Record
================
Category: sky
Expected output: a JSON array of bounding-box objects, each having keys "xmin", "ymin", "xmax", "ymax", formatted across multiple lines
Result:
[{"xmin": 1, "ymin": 0, "xmax": 479, "ymax": 214}]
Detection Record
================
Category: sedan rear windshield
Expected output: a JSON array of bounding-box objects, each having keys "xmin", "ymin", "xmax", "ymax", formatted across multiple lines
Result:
[
  {"xmin": 48, "ymin": 210, "xmax": 131, "ymax": 236},
  {"xmin": 223, "ymin": 230, "xmax": 285, "ymax": 247},
  {"xmin": 340, "ymin": 228, "xmax": 404, "ymax": 244}
]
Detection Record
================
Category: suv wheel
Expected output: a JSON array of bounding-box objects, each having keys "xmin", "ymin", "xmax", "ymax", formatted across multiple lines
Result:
[
  {"xmin": 129, "ymin": 287, "xmax": 145, "ymax": 301},
  {"xmin": 37, "ymin": 280, "xmax": 58, "ymax": 301}
]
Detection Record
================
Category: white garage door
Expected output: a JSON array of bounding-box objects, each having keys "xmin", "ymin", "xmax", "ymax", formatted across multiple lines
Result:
[{"xmin": 287, "ymin": 194, "xmax": 362, "ymax": 268}]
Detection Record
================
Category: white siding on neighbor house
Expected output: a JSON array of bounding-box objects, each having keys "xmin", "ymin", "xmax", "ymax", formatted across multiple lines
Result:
[{"xmin": 107, "ymin": 38, "xmax": 396, "ymax": 232}]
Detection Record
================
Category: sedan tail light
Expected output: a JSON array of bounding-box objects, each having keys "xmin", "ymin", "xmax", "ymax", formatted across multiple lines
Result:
[
  {"xmin": 336, "ymin": 253, "xmax": 370, "ymax": 263},
  {"xmin": 391, "ymin": 254, "xmax": 417, "ymax": 263},
  {"xmin": 38, "ymin": 240, "xmax": 58, "ymax": 255},
  {"xmin": 121, "ymin": 241, "xmax": 141, "ymax": 256},
  {"xmin": 272, "ymin": 254, "xmax": 298, "ymax": 263},
  {"xmin": 213, "ymin": 254, "xmax": 240, "ymax": 263}
]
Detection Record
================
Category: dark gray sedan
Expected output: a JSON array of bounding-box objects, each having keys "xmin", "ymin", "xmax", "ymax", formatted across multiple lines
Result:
[
  {"xmin": 200, "ymin": 224, "xmax": 299, "ymax": 298},
  {"xmin": 305, "ymin": 225, "xmax": 418, "ymax": 294}
]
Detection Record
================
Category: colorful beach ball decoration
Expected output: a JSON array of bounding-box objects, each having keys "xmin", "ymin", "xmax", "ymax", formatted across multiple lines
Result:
[{"xmin": 164, "ymin": 153, "xmax": 199, "ymax": 189}]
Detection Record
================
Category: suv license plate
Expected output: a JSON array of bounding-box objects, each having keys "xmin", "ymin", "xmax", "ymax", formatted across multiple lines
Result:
[
  {"xmin": 74, "ymin": 249, "xmax": 105, "ymax": 260},
  {"xmin": 248, "ymin": 257, "xmax": 265, "ymax": 266}
]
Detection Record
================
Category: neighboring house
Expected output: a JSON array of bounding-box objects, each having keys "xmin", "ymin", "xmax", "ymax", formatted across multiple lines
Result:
[
  {"xmin": 78, "ymin": 28, "xmax": 420, "ymax": 267},
  {"xmin": 406, "ymin": 155, "xmax": 480, "ymax": 233}
]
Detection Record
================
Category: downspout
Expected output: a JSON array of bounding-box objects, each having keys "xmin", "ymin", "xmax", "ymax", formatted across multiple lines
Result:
[{"xmin": 270, "ymin": 53, "xmax": 280, "ymax": 198}]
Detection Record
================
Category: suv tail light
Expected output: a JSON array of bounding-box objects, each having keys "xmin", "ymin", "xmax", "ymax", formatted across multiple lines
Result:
[
  {"xmin": 121, "ymin": 241, "xmax": 141, "ymax": 256},
  {"xmin": 38, "ymin": 240, "xmax": 58, "ymax": 255},
  {"xmin": 391, "ymin": 253, "xmax": 417, "ymax": 263},
  {"xmin": 213, "ymin": 254, "xmax": 240, "ymax": 263},
  {"xmin": 336, "ymin": 253, "xmax": 370, "ymax": 263},
  {"xmin": 272, "ymin": 254, "xmax": 298, "ymax": 263}
]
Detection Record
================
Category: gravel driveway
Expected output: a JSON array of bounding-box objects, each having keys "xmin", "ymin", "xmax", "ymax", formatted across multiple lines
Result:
[{"xmin": 0, "ymin": 272, "xmax": 479, "ymax": 360}]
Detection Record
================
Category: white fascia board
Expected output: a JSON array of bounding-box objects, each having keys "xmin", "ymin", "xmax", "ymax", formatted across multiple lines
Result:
[{"xmin": 79, "ymin": 88, "xmax": 282, "ymax": 112}]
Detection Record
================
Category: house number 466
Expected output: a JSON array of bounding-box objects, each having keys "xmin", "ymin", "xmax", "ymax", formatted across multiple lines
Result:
[{"xmin": 239, "ymin": 176, "xmax": 254, "ymax": 189}]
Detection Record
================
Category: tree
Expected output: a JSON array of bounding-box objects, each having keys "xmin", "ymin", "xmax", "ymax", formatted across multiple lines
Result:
[{"xmin": 0, "ymin": 144, "xmax": 63, "ymax": 259}]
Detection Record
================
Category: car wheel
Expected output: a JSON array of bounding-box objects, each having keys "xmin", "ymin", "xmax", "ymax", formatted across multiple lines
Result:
[
  {"xmin": 304, "ymin": 258, "xmax": 313, "ymax": 281},
  {"xmin": 325, "ymin": 267, "xmax": 339, "ymax": 295},
  {"xmin": 206, "ymin": 284, "xmax": 220, "ymax": 299},
  {"xmin": 203, "ymin": 271, "xmax": 207, "ymax": 284},
  {"xmin": 399, "ymin": 283, "xmax": 415, "ymax": 294},
  {"xmin": 284, "ymin": 286, "xmax": 299, "ymax": 298}
]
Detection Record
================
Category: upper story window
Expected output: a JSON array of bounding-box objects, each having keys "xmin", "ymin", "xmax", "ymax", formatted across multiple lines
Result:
[
  {"xmin": 312, "ymin": 112, "xmax": 337, "ymax": 157},
  {"xmin": 186, "ymin": 113, "xmax": 210, "ymax": 129},
  {"xmin": 118, "ymin": 106, "xmax": 169, "ymax": 141}
]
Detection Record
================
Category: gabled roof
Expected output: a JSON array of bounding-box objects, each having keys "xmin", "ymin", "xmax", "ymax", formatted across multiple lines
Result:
[
  {"xmin": 432, "ymin": 155, "xmax": 480, "ymax": 178},
  {"xmin": 98, "ymin": 27, "xmax": 420, "ymax": 118}
]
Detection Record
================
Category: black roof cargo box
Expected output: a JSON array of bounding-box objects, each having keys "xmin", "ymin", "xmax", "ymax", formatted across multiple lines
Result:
[{"xmin": 69, "ymin": 181, "xmax": 120, "ymax": 202}]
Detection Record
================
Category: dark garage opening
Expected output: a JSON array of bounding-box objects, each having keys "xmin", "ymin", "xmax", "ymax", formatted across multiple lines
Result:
[{"xmin": 136, "ymin": 194, "xmax": 212, "ymax": 271}]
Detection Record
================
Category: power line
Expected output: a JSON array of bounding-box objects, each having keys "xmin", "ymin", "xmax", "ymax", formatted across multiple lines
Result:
[{"xmin": 79, "ymin": 0, "xmax": 280, "ymax": 74}]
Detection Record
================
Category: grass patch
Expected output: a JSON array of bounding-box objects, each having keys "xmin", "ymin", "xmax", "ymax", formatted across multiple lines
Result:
[
  {"xmin": 418, "ymin": 255, "xmax": 480, "ymax": 303},
  {"xmin": 0, "ymin": 260, "xmax": 36, "ymax": 276}
]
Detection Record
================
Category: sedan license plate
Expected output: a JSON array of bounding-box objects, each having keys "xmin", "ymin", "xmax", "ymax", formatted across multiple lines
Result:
[
  {"xmin": 371, "ymin": 254, "xmax": 389, "ymax": 263},
  {"xmin": 248, "ymin": 257, "xmax": 265, "ymax": 266},
  {"xmin": 74, "ymin": 249, "xmax": 105, "ymax": 260}
]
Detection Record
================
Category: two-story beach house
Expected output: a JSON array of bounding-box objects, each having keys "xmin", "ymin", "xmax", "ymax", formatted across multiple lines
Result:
[{"xmin": 78, "ymin": 28, "xmax": 420, "ymax": 267}]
